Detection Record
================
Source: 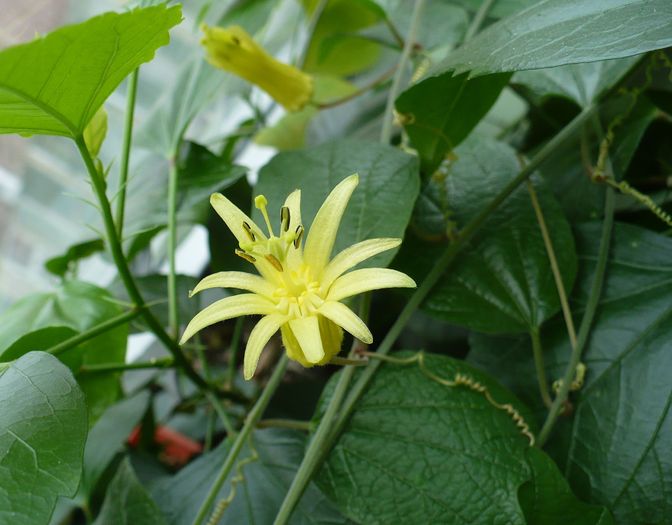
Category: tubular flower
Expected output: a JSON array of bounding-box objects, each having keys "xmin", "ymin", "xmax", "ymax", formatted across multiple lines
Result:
[
  {"xmin": 201, "ymin": 24, "xmax": 313, "ymax": 112},
  {"xmin": 180, "ymin": 174, "xmax": 416, "ymax": 380}
]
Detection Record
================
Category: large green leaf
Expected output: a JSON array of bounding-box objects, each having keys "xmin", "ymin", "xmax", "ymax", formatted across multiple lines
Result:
[
  {"xmin": 0, "ymin": 281, "xmax": 128, "ymax": 423},
  {"xmin": 395, "ymin": 72, "xmax": 511, "ymax": 173},
  {"xmin": 151, "ymin": 428, "xmax": 352, "ymax": 525},
  {"xmin": 469, "ymin": 222, "xmax": 672, "ymax": 524},
  {"xmin": 255, "ymin": 139, "xmax": 419, "ymax": 268},
  {"xmin": 316, "ymin": 351, "xmax": 609, "ymax": 524},
  {"xmin": 439, "ymin": 0, "xmax": 672, "ymax": 76},
  {"xmin": 93, "ymin": 458, "xmax": 166, "ymax": 525},
  {"xmin": 397, "ymin": 136, "xmax": 577, "ymax": 333},
  {"xmin": 0, "ymin": 5, "xmax": 182, "ymax": 137},
  {"xmin": 0, "ymin": 352, "xmax": 87, "ymax": 525}
]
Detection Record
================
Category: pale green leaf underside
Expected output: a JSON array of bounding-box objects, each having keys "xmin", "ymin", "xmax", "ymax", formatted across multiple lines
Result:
[
  {"xmin": 0, "ymin": 4, "xmax": 181, "ymax": 137},
  {"xmin": 439, "ymin": 0, "xmax": 672, "ymax": 76},
  {"xmin": 0, "ymin": 352, "xmax": 87, "ymax": 525}
]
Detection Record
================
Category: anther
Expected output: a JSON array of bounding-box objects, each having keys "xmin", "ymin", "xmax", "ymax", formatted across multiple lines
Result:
[
  {"xmin": 242, "ymin": 221, "xmax": 256, "ymax": 241},
  {"xmin": 280, "ymin": 206, "xmax": 290, "ymax": 232},
  {"xmin": 293, "ymin": 225, "xmax": 304, "ymax": 249},
  {"xmin": 235, "ymin": 249, "xmax": 256, "ymax": 263},
  {"xmin": 265, "ymin": 254, "xmax": 283, "ymax": 272}
]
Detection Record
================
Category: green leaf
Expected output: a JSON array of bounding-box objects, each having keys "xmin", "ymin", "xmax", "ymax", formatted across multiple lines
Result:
[
  {"xmin": 453, "ymin": 0, "xmax": 538, "ymax": 19},
  {"xmin": 469, "ymin": 222, "xmax": 672, "ymax": 524},
  {"xmin": 0, "ymin": 281, "xmax": 128, "ymax": 422},
  {"xmin": 0, "ymin": 352, "xmax": 87, "ymax": 525},
  {"xmin": 80, "ymin": 392, "xmax": 150, "ymax": 500},
  {"xmin": 45, "ymin": 238, "xmax": 105, "ymax": 278},
  {"xmin": 122, "ymin": 144, "xmax": 246, "ymax": 259},
  {"xmin": 398, "ymin": 136, "xmax": 577, "ymax": 333},
  {"xmin": 255, "ymin": 139, "xmax": 419, "ymax": 268},
  {"xmin": 514, "ymin": 57, "xmax": 640, "ymax": 107},
  {"xmin": 395, "ymin": 72, "xmax": 511, "ymax": 173},
  {"xmin": 439, "ymin": 0, "xmax": 672, "ymax": 76},
  {"xmin": 0, "ymin": 4, "xmax": 182, "ymax": 137},
  {"xmin": 520, "ymin": 448, "xmax": 614, "ymax": 525},
  {"xmin": 93, "ymin": 458, "xmax": 165, "ymax": 525},
  {"xmin": 151, "ymin": 428, "xmax": 352, "ymax": 525}
]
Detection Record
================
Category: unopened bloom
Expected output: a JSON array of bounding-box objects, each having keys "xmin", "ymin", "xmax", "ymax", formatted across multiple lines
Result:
[
  {"xmin": 201, "ymin": 24, "xmax": 313, "ymax": 111},
  {"xmin": 180, "ymin": 174, "xmax": 415, "ymax": 380}
]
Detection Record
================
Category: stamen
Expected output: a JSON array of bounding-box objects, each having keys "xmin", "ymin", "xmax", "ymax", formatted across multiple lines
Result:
[
  {"xmin": 293, "ymin": 225, "xmax": 304, "ymax": 249},
  {"xmin": 280, "ymin": 206, "xmax": 290, "ymax": 232},
  {"xmin": 265, "ymin": 254, "xmax": 283, "ymax": 272},
  {"xmin": 242, "ymin": 221, "xmax": 255, "ymax": 241},
  {"xmin": 254, "ymin": 195, "xmax": 275, "ymax": 237},
  {"xmin": 235, "ymin": 249, "xmax": 256, "ymax": 263}
]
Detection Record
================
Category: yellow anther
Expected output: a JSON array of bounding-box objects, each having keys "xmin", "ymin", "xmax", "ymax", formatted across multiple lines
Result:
[
  {"xmin": 242, "ymin": 221, "xmax": 256, "ymax": 241},
  {"xmin": 293, "ymin": 225, "xmax": 304, "ymax": 249},
  {"xmin": 265, "ymin": 254, "xmax": 283, "ymax": 272},
  {"xmin": 280, "ymin": 206, "xmax": 290, "ymax": 232},
  {"xmin": 255, "ymin": 194, "xmax": 275, "ymax": 236},
  {"xmin": 235, "ymin": 249, "xmax": 256, "ymax": 263}
]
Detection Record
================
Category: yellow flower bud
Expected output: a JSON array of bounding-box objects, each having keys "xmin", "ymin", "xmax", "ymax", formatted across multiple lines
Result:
[{"xmin": 201, "ymin": 24, "xmax": 313, "ymax": 112}]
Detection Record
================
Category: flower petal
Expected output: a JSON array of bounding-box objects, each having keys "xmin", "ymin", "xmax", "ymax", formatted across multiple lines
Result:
[
  {"xmin": 288, "ymin": 316, "xmax": 324, "ymax": 364},
  {"xmin": 319, "ymin": 301, "xmax": 372, "ymax": 344},
  {"xmin": 327, "ymin": 268, "xmax": 416, "ymax": 302},
  {"xmin": 303, "ymin": 174, "xmax": 358, "ymax": 275},
  {"xmin": 189, "ymin": 271, "xmax": 276, "ymax": 298},
  {"xmin": 180, "ymin": 294, "xmax": 275, "ymax": 344},
  {"xmin": 320, "ymin": 238, "xmax": 401, "ymax": 291},
  {"xmin": 244, "ymin": 314, "xmax": 286, "ymax": 380},
  {"xmin": 210, "ymin": 192, "xmax": 266, "ymax": 246}
]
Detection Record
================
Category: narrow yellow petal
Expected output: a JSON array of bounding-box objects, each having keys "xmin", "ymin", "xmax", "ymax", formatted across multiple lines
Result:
[
  {"xmin": 180, "ymin": 294, "xmax": 275, "ymax": 344},
  {"xmin": 320, "ymin": 238, "xmax": 402, "ymax": 291},
  {"xmin": 280, "ymin": 324, "xmax": 309, "ymax": 366},
  {"xmin": 244, "ymin": 314, "xmax": 286, "ymax": 380},
  {"xmin": 189, "ymin": 271, "xmax": 276, "ymax": 298},
  {"xmin": 327, "ymin": 268, "xmax": 416, "ymax": 302},
  {"xmin": 288, "ymin": 316, "xmax": 324, "ymax": 364},
  {"xmin": 319, "ymin": 301, "xmax": 372, "ymax": 344},
  {"xmin": 303, "ymin": 174, "xmax": 359, "ymax": 275},
  {"xmin": 283, "ymin": 189, "xmax": 303, "ymax": 269},
  {"xmin": 210, "ymin": 192, "xmax": 266, "ymax": 246}
]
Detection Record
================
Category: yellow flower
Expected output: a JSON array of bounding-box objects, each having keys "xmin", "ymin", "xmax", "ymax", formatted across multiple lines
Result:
[
  {"xmin": 180, "ymin": 174, "xmax": 416, "ymax": 380},
  {"xmin": 201, "ymin": 24, "xmax": 313, "ymax": 112}
]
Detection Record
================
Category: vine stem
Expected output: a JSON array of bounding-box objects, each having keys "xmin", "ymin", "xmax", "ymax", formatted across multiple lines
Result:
[
  {"xmin": 464, "ymin": 0, "xmax": 496, "ymax": 42},
  {"xmin": 79, "ymin": 357, "xmax": 174, "ymax": 374},
  {"xmin": 74, "ymin": 136, "xmax": 209, "ymax": 392},
  {"xmin": 167, "ymin": 156, "xmax": 180, "ymax": 340},
  {"xmin": 380, "ymin": 0, "xmax": 426, "ymax": 144},
  {"xmin": 46, "ymin": 308, "xmax": 142, "ymax": 357},
  {"xmin": 272, "ymin": 104, "xmax": 598, "ymax": 523},
  {"xmin": 527, "ymin": 180, "xmax": 578, "ymax": 348},
  {"xmin": 115, "ymin": 68, "xmax": 139, "ymax": 238},
  {"xmin": 530, "ymin": 328, "xmax": 552, "ymax": 408},
  {"xmin": 191, "ymin": 355, "xmax": 289, "ymax": 525},
  {"xmin": 537, "ymin": 187, "xmax": 615, "ymax": 447}
]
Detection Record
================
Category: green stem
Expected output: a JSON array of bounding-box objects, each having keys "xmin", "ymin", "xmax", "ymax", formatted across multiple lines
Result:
[
  {"xmin": 537, "ymin": 187, "xmax": 615, "ymax": 447},
  {"xmin": 79, "ymin": 357, "xmax": 174, "ymax": 374},
  {"xmin": 257, "ymin": 419, "xmax": 312, "ymax": 432},
  {"xmin": 530, "ymin": 328, "xmax": 552, "ymax": 408},
  {"xmin": 464, "ymin": 0, "xmax": 495, "ymax": 42},
  {"xmin": 206, "ymin": 391, "xmax": 236, "ymax": 436},
  {"xmin": 380, "ymin": 0, "xmax": 426, "ymax": 144},
  {"xmin": 191, "ymin": 355, "xmax": 288, "ymax": 525},
  {"xmin": 115, "ymin": 68, "xmax": 139, "ymax": 238},
  {"xmin": 74, "ymin": 136, "xmax": 209, "ymax": 392},
  {"xmin": 47, "ymin": 308, "xmax": 142, "ymax": 357},
  {"xmin": 527, "ymin": 180, "xmax": 578, "ymax": 348},
  {"xmin": 226, "ymin": 317, "xmax": 245, "ymax": 388},
  {"xmin": 167, "ymin": 156, "xmax": 180, "ymax": 340}
]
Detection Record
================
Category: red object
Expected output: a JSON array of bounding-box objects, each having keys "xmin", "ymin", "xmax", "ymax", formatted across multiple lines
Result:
[{"xmin": 127, "ymin": 425, "xmax": 203, "ymax": 466}]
